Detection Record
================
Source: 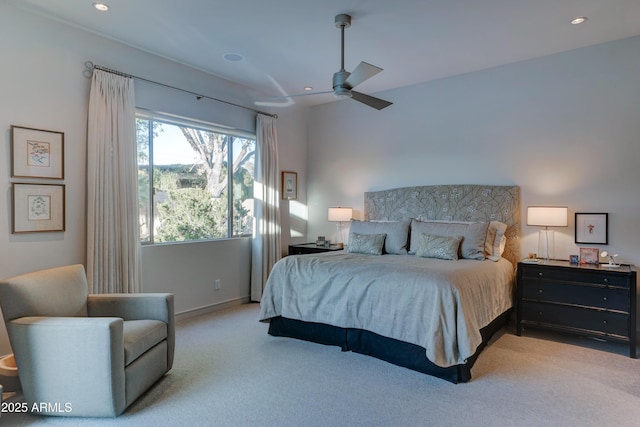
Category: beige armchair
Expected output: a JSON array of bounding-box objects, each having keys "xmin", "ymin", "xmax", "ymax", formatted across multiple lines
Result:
[{"xmin": 0, "ymin": 264, "xmax": 174, "ymax": 417}]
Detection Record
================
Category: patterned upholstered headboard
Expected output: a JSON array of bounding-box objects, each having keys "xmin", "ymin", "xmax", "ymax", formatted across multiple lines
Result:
[{"xmin": 364, "ymin": 185, "xmax": 521, "ymax": 266}]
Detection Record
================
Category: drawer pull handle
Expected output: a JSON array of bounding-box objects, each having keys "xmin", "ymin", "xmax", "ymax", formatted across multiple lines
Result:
[
  {"xmin": 538, "ymin": 289, "xmax": 543, "ymax": 293},
  {"xmin": 538, "ymin": 272, "xmax": 543, "ymax": 277},
  {"xmin": 603, "ymin": 278, "xmax": 609, "ymax": 283},
  {"xmin": 538, "ymin": 311, "xmax": 543, "ymax": 316},
  {"xmin": 603, "ymin": 297, "xmax": 608, "ymax": 301},
  {"xmin": 603, "ymin": 320, "xmax": 608, "ymax": 325}
]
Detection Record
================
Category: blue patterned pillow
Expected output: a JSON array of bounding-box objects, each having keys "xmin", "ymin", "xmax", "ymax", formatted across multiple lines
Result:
[
  {"xmin": 415, "ymin": 233, "xmax": 462, "ymax": 260},
  {"xmin": 347, "ymin": 232, "xmax": 387, "ymax": 255}
]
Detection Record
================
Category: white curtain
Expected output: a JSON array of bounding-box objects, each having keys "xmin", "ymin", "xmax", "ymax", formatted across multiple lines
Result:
[
  {"xmin": 251, "ymin": 114, "xmax": 281, "ymax": 301},
  {"xmin": 87, "ymin": 70, "xmax": 141, "ymax": 294}
]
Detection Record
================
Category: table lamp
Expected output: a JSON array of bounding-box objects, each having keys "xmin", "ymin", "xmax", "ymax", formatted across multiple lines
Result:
[
  {"xmin": 527, "ymin": 206, "xmax": 568, "ymax": 262},
  {"xmin": 328, "ymin": 207, "xmax": 352, "ymax": 248}
]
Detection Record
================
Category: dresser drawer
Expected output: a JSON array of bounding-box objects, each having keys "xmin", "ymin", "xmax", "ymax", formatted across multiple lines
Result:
[
  {"xmin": 522, "ymin": 302, "xmax": 629, "ymax": 337},
  {"xmin": 521, "ymin": 281, "xmax": 629, "ymax": 312},
  {"xmin": 521, "ymin": 267, "xmax": 631, "ymax": 288},
  {"xmin": 517, "ymin": 261, "xmax": 637, "ymax": 357}
]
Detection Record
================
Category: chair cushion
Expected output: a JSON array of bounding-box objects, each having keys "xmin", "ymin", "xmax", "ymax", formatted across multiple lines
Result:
[{"xmin": 123, "ymin": 320, "xmax": 167, "ymax": 366}]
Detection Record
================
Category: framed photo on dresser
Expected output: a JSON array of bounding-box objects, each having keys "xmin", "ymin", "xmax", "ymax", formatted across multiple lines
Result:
[{"xmin": 579, "ymin": 247, "xmax": 599, "ymax": 265}]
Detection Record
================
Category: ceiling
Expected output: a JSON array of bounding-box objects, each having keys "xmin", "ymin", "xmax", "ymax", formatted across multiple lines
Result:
[{"xmin": 12, "ymin": 0, "xmax": 640, "ymax": 109}]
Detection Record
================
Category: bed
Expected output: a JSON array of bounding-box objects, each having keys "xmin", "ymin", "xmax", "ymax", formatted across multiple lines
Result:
[{"xmin": 259, "ymin": 184, "xmax": 520, "ymax": 383}]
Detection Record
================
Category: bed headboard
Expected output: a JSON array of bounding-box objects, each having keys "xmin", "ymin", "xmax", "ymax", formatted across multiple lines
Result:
[{"xmin": 364, "ymin": 185, "xmax": 521, "ymax": 266}]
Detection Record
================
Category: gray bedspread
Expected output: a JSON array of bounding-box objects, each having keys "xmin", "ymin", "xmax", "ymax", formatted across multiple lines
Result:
[{"xmin": 259, "ymin": 252, "xmax": 515, "ymax": 367}]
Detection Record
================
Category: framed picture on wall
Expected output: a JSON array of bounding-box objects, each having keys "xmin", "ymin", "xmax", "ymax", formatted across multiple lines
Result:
[
  {"xmin": 11, "ymin": 125, "xmax": 65, "ymax": 179},
  {"xmin": 12, "ymin": 183, "xmax": 66, "ymax": 233},
  {"xmin": 282, "ymin": 171, "xmax": 297, "ymax": 200},
  {"xmin": 575, "ymin": 212, "xmax": 608, "ymax": 245}
]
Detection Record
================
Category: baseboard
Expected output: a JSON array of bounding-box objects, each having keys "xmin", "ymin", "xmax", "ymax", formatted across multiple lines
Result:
[{"xmin": 175, "ymin": 296, "xmax": 251, "ymax": 322}]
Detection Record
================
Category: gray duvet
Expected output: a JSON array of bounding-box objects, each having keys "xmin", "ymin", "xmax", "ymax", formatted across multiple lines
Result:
[{"xmin": 259, "ymin": 252, "xmax": 515, "ymax": 368}]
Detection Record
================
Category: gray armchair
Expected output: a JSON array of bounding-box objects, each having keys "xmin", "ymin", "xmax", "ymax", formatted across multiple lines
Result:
[{"xmin": 0, "ymin": 264, "xmax": 174, "ymax": 417}]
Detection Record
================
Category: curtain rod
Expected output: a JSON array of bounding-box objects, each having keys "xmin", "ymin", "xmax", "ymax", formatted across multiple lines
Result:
[{"xmin": 83, "ymin": 61, "xmax": 277, "ymax": 119}]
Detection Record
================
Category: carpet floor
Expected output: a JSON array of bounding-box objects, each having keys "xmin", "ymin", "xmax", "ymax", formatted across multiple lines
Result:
[{"xmin": 3, "ymin": 303, "xmax": 640, "ymax": 426}]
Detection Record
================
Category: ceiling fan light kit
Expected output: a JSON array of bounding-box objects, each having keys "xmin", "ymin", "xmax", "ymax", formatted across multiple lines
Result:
[{"xmin": 332, "ymin": 71, "xmax": 353, "ymax": 98}]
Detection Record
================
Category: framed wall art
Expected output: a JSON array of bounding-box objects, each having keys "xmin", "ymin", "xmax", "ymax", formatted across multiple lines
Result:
[
  {"xmin": 282, "ymin": 171, "xmax": 297, "ymax": 200},
  {"xmin": 575, "ymin": 212, "xmax": 608, "ymax": 245},
  {"xmin": 11, "ymin": 125, "xmax": 64, "ymax": 179},
  {"xmin": 12, "ymin": 183, "xmax": 65, "ymax": 233}
]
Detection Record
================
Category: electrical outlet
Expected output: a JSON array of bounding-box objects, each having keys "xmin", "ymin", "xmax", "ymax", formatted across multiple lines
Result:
[{"xmin": 214, "ymin": 279, "xmax": 221, "ymax": 290}]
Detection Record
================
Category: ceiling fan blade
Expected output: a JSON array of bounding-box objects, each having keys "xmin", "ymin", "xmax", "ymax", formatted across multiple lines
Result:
[
  {"xmin": 344, "ymin": 61, "xmax": 383, "ymax": 89},
  {"xmin": 350, "ymin": 91, "xmax": 392, "ymax": 110},
  {"xmin": 268, "ymin": 90, "xmax": 333, "ymax": 100},
  {"xmin": 255, "ymin": 90, "xmax": 333, "ymax": 107}
]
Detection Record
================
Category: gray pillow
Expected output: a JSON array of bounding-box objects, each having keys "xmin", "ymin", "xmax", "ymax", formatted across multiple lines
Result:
[
  {"xmin": 415, "ymin": 234, "xmax": 462, "ymax": 260},
  {"xmin": 348, "ymin": 220, "xmax": 409, "ymax": 254},
  {"xmin": 409, "ymin": 220, "xmax": 489, "ymax": 260},
  {"xmin": 346, "ymin": 232, "xmax": 386, "ymax": 256}
]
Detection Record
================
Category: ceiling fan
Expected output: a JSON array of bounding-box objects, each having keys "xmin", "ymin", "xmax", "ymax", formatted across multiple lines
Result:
[
  {"xmin": 270, "ymin": 14, "xmax": 392, "ymax": 110},
  {"xmin": 328, "ymin": 14, "xmax": 392, "ymax": 110}
]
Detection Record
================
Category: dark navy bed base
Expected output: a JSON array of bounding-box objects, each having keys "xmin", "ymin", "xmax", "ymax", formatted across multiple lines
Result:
[{"xmin": 267, "ymin": 309, "xmax": 512, "ymax": 384}]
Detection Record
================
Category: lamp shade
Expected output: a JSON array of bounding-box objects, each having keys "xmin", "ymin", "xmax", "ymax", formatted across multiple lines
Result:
[
  {"xmin": 527, "ymin": 206, "xmax": 568, "ymax": 227},
  {"xmin": 328, "ymin": 207, "xmax": 353, "ymax": 222}
]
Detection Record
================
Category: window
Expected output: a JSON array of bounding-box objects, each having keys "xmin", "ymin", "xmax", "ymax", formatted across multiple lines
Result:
[{"xmin": 137, "ymin": 113, "xmax": 255, "ymax": 244}]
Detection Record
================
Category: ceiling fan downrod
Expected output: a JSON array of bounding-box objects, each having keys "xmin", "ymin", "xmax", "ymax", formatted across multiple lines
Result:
[
  {"xmin": 333, "ymin": 14, "xmax": 353, "ymax": 98},
  {"xmin": 335, "ymin": 14, "xmax": 351, "ymax": 72}
]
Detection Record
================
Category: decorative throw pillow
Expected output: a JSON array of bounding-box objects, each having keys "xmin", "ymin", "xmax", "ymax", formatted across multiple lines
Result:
[
  {"xmin": 485, "ymin": 221, "xmax": 508, "ymax": 261},
  {"xmin": 415, "ymin": 234, "xmax": 462, "ymax": 260},
  {"xmin": 349, "ymin": 220, "xmax": 410, "ymax": 254},
  {"xmin": 346, "ymin": 232, "xmax": 386, "ymax": 256},
  {"xmin": 409, "ymin": 219, "xmax": 489, "ymax": 260}
]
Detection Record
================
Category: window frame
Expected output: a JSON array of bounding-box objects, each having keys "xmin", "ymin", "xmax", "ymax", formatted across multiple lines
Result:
[{"xmin": 136, "ymin": 110, "xmax": 256, "ymax": 245}]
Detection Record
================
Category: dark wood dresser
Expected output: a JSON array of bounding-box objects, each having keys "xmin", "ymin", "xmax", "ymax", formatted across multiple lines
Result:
[{"xmin": 516, "ymin": 260, "xmax": 637, "ymax": 358}]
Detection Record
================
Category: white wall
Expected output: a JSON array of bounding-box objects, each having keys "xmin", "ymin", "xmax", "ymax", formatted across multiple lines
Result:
[
  {"xmin": 306, "ymin": 36, "xmax": 640, "ymax": 266},
  {"xmin": 0, "ymin": 3, "xmax": 308, "ymax": 355},
  {"xmin": 141, "ymin": 238, "xmax": 252, "ymax": 314},
  {"xmin": 277, "ymin": 109, "xmax": 310, "ymax": 254}
]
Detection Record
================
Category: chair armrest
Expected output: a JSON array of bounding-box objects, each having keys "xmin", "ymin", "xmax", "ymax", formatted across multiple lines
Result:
[
  {"xmin": 7, "ymin": 316, "xmax": 126, "ymax": 417},
  {"xmin": 87, "ymin": 293, "xmax": 175, "ymax": 370},
  {"xmin": 87, "ymin": 293, "xmax": 174, "ymax": 323}
]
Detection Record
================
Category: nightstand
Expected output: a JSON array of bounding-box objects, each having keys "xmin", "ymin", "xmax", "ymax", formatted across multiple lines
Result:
[
  {"xmin": 288, "ymin": 243, "xmax": 343, "ymax": 255},
  {"xmin": 516, "ymin": 260, "xmax": 637, "ymax": 358}
]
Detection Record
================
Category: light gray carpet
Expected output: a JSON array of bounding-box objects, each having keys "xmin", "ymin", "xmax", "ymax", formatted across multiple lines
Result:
[{"xmin": 3, "ymin": 303, "xmax": 640, "ymax": 426}]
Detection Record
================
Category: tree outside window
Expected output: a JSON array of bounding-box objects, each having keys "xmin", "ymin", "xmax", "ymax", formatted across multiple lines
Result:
[{"xmin": 137, "ymin": 116, "xmax": 255, "ymax": 244}]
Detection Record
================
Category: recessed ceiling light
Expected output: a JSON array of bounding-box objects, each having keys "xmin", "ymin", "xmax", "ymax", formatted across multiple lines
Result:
[
  {"xmin": 304, "ymin": 86, "xmax": 313, "ymax": 91},
  {"xmin": 570, "ymin": 16, "xmax": 588, "ymax": 25},
  {"xmin": 223, "ymin": 53, "xmax": 244, "ymax": 62},
  {"xmin": 92, "ymin": 2, "xmax": 109, "ymax": 12}
]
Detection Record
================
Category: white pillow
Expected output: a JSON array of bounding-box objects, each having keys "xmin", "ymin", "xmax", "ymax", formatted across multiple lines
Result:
[
  {"xmin": 485, "ymin": 221, "xmax": 508, "ymax": 261},
  {"xmin": 409, "ymin": 219, "xmax": 488, "ymax": 260},
  {"xmin": 349, "ymin": 220, "xmax": 409, "ymax": 255}
]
